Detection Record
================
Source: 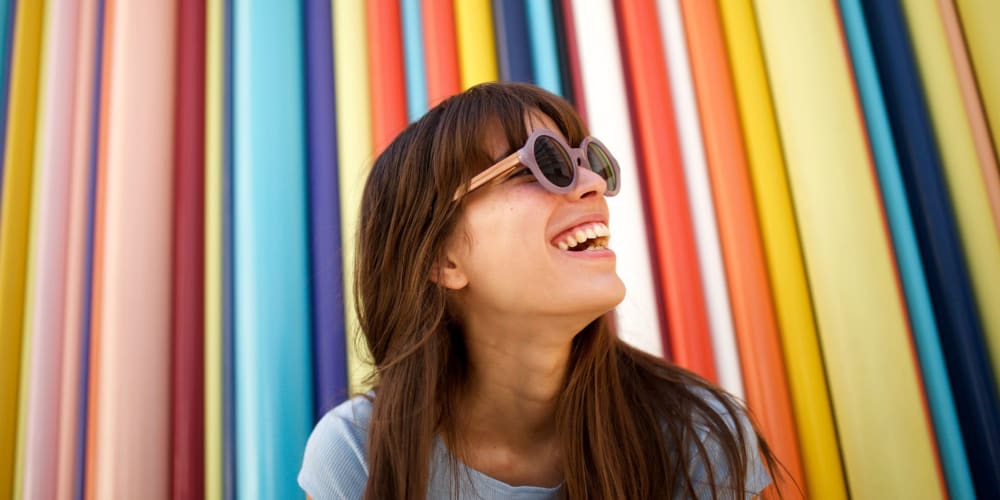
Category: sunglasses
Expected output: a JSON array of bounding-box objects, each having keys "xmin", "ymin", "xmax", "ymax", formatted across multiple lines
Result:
[{"xmin": 452, "ymin": 129, "xmax": 621, "ymax": 201}]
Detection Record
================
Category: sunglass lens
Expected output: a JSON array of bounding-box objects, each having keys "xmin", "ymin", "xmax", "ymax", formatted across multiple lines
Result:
[
  {"xmin": 586, "ymin": 142, "xmax": 618, "ymax": 192},
  {"xmin": 534, "ymin": 135, "xmax": 574, "ymax": 188}
]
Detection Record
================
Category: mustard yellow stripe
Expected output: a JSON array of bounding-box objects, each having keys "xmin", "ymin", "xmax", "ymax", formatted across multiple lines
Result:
[
  {"xmin": 954, "ymin": 0, "xmax": 1000, "ymax": 166},
  {"xmin": 901, "ymin": 0, "xmax": 1000, "ymax": 390},
  {"xmin": 204, "ymin": 0, "xmax": 223, "ymax": 498},
  {"xmin": 753, "ymin": 0, "xmax": 943, "ymax": 497},
  {"xmin": 0, "ymin": 1, "xmax": 47, "ymax": 497},
  {"xmin": 718, "ymin": 1, "xmax": 847, "ymax": 497},
  {"xmin": 453, "ymin": 0, "xmax": 497, "ymax": 89},
  {"xmin": 13, "ymin": 3, "xmax": 56, "ymax": 499},
  {"xmin": 334, "ymin": 0, "xmax": 373, "ymax": 393}
]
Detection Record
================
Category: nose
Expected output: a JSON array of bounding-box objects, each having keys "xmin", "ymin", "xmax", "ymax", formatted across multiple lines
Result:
[{"xmin": 569, "ymin": 163, "xmax": 606, "ymax": 200}]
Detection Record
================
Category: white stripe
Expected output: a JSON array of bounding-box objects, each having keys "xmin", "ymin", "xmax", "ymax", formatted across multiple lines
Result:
[
  {"xmin": 657, "ymin": 0, "xmax": 744, "ymax": 397},
  {"xmin": 572, "ymin": 0, "xmax": 663, "ymax": 357}
]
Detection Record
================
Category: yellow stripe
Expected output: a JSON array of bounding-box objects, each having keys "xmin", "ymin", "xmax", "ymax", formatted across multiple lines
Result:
[
  {"xmin": 204, "ymin": 0, "xmax": 223, "ymax": 497},
  {"xmin": 717, "ymin": 1, "xmax": 847, "ymax": 497},
  {"xmin": 954, "ymin": 0, "xmax": 1000, "ymax": 166},
  {"xmin": 0, "ymin": 1, "xmax": 47, "ymax": 497},
  {"xmin": 334, "ymin": 0, "xmax": 373, "ymax": 393},
  {"xmin": 753, "ymin": 0, "xmax": 943, "ymax": 497},
  {"xmin": 901, "ymin": 0, "xmax": 1000, "ymax": 390},
  {"xmin": 13, "ymin": 1, "xmax": 56, "ymax": 498},
  {"xmin": 453, "ymin": 0, "xmax": 497, "ymax": 89}
]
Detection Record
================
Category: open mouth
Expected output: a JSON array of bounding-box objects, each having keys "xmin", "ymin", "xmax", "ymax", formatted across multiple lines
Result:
[{"xmin": 554, "ymin": 222, "xmax": 610, "ymax": 252}]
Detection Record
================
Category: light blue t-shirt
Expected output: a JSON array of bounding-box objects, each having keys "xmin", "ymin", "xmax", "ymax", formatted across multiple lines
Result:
[{"xmin": 298, "ymin": 393, "xmax": 771, "ymax": 499}]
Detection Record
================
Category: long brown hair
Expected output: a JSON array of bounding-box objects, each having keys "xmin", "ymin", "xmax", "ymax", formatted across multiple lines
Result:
[{"xmin": 355, "ymin": 82, "xmax": 781, "ymax": 499}]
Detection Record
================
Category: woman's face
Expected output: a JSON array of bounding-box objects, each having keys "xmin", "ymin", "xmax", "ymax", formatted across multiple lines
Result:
[{"xmin": 441, "ymin": 112, "xmax": 626, "ymax": 327}]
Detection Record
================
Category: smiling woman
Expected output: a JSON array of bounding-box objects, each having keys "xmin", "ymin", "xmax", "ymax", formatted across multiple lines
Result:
[{"xmin": 298, "ymin": 82, "xmax": 779, "ymax": 499}]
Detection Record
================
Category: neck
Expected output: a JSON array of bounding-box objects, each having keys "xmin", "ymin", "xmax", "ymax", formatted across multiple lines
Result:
[{"xmin": 452, "ymin": 311, "xmax": 587, "ymax": 451}]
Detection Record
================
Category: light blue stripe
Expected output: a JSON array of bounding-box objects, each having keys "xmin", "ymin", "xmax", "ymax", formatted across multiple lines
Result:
[
  {"xmin": 401, "ymin": 0, "xmax": 427, "ymax": 121},
  {"xmin": 233, "ymin": 0, "xmax": 314, "ymax": 498},
  {"xmin": 838, "ymin": 1, "xmax": 974, "ymax": 498},
  {"xmin": 524, "ymin": 0, "xmax": 562, "ymax": 95}
]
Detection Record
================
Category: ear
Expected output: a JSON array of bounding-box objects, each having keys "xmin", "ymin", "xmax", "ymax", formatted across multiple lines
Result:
[{"xmin": 430, "ymin": 252, "xmax": 468, "ymax": 290}]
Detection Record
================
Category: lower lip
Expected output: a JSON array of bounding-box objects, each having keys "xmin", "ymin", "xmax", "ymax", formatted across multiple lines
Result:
[{"xmin": 555, "ymin": 247, "xmax": 616, "ymax": 259}]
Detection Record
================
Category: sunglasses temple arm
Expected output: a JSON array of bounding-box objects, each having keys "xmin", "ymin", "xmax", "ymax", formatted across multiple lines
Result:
[{"xmin": 452, "ymin": 153, "xmax": 522, "ymax": 201}]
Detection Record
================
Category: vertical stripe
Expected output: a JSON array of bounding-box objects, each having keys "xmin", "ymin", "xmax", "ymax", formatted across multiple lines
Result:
[
  {"xmin": 173, "ymin": 0, "xmax": 206, "ymax": 496},
  {"xmin": 899, "ymin": 0, "xmax": 1000, "ymax": 392},
  {"xmin": 421, "ymin": 0, "xmax": 460, "ymax": 106},
  {"xmin": 305, "ymin": 0, "xmax": 348, "ymax": 417},
  {"xmin": 615, "ymin": 0, "xmax": 716, "ymax": 378},
  {"xmin": 400, "ymin": 0, "xmax": 428, "ymax": 120},
  {"xmin": 678, "ymin": 1, "xmax": 804, "ymax": 493},
  {"xmin": 938, "ymin": 0, "xmax": 1000, "ymax": 243},
  {"xmin": 20, "ymin": 0, "xmax": 79, "ymax": 496},
  {"xmin": 333, "ymin": 0, "xmax": 373, "ymax": 393},
  {"xmin": 953, "ymin": 0, "xmax": 1000, "ymax": 160},
  {"xmin": 492, "ymin": 0, "xmax": 534, "ymax": 83},
  {"xmin": 719, "ymin": 0, "xmax": 847, "ymax": 496},
  {"xmin": 656, "ymin": 0, "xmax": 741, "ymax": 396},
  {"xmin": 56, "ymin": 0, "xmax": 98, "ymax": 497},
  {"xmin": 862, "ymin": 1, "xmax": 1000, "ymax": 496},
  {"xmin": 754, "ymin": 0, "xmax": 944, "ymax": 496},
  {"xmin": 368, "ymin": 0, "xmax": 408, "ymax": 154},
  {"xmin": 570, "ymin": 0, "xmax": 662, "ymax": 358},
  {"xmin": 0, "ymin": 0, "xmax": 45, "ymax": 495},
  {"xmin": 454, "ymin": 0, "xmax": 498, "ymax": 88},
  {"xmin": 840, "ymin": 1, "xmax": 976, "ymax": 498},
  {"xmin": 524, "ymin": 0, "xmax": 562, "ymax": 95},
  {"xmin": 87, "ymin": 0, "xmax": 176, "ymax": 497},
  {"xmin": 204, "ymin": 0, "xmax": 224, "ymax": 497},
  {"xmin": 232, "ymin": 0, "xmax": 314, "ymax": 497}
]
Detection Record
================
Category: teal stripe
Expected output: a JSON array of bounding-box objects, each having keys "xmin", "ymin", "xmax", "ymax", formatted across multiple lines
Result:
[
  {"xmin": 401, "ymin": 0, "xmax": 427, "ymax": 121},
  {"xmin": 838, "ymin": 1, "xmax": 975, "ymax": 498},
  {"xmin": 524, "ymin": 0, "xmax": 562, "ymax": 95},
  {"xmin": 233, "ymin": 0, "xmax": 314, "ymax": 498}
]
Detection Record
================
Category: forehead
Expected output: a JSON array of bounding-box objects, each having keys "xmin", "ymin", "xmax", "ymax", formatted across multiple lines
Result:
[{"xmin": 485, "ymin": 110, "xmax": 567, "ymax": 160}]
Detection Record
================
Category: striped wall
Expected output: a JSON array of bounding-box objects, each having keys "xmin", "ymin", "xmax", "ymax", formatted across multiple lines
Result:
[{"xmin": 0, "ymin": 0, "xmax": 998, "ymax": 498}]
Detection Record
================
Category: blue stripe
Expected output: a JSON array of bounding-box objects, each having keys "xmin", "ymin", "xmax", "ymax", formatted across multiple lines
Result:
[
  {"xmin": 492, "ymin": 0, "xmax": 534, "ymax": 83},
  {"xmin": 861, "ymin": 1, "xmax": 1000, "ymax": 497},
  {"xmin": 524, "ymin": 0, "xmax": 562, "ymax": 95},
  {"xmin": 400, "ymin": 0, "xmax": 428, "ymax": 121},
  {"xmin": 305, "ymin": 0, "xmax": 348, "ymax": 418},
  {"xmin": 233, "ymin": 0, "xmax": 315, "ymax": 497},
  {"xmin": 839, "ymin": 1, "xmax": 975, "ymax": 498}
]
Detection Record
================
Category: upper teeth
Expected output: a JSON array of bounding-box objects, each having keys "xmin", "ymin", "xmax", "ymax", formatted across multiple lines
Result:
[{"xmin": 556, "ymin": 222, "xmax": 610, "ymax": 250}]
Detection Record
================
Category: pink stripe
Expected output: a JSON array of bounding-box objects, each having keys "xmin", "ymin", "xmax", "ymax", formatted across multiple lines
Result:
[
  {"xmin": 23, "ymin": 0, "xmax": 82, "ymax": 498},
  {"xmin": 87, "ymin": 0, "xmax": 175, "ymax": 497},
  {"xmin": 937, "ymin": 0, "xmax": 1000, "ymax": 237}
]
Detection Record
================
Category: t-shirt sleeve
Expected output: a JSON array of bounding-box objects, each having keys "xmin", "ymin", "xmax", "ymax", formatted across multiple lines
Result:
[
  {"xmin": 298, "ymin": 397, "xmax": 373, "ymax": 500},
  {"xmin": 686, "ymin": 394, "xmax": 772, "ymax": 499}
]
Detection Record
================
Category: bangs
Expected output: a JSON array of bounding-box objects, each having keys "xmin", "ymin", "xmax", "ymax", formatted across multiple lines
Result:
[{"xmin": 430, "ymin": 82, "xmax": 588, "ymax": 188}]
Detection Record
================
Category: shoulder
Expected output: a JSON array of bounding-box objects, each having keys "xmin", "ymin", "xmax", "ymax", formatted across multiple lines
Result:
[
  {"xmin": 298, "ymin": 395, "xmax": 374, "ymax": 499},
  {"xmin": 684, "ymin": 387, "xmax": 771, "ymax": 499}
]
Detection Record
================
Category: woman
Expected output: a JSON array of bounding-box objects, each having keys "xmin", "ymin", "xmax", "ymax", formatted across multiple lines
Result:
[{"xmin": 299, "ymin": 82, "xmax": 780, "ymax": 499}]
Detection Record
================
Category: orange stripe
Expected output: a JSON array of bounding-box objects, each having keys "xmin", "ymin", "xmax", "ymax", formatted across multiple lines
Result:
[
  {"xmin": 614, "ymin": 0, "xmax": 716, "ymax": 379},
  {"xmin": 678, "ymin": 0, "xmax": 805, "ymax": 492},
  {"xmin": 368, "ymin": 0, "xmax": 408, "ymax": 154},
  {"xmin": 421, "ymin": 0, "xmax": 460, "ymax": 108}
]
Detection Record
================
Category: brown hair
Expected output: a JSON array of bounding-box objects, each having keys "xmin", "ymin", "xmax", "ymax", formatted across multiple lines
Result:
[{"xmin": 355, "ymin": 82, "xmax": 781, "ymax": 499}]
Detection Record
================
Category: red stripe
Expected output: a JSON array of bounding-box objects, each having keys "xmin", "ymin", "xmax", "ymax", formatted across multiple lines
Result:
[
  {"xmin": 613, "ymin": 0, "xmax": 716, "ymax": 379},
  {"xmin": 368, "ymin": 0, "xmax": 409, "ymax": 154},
  {"xmin": 421, "ymin": 0, "xmax": 460, "ymax": 108},
  {"xmin": 171, "ymin": 0, "xmax": 206, "ymax": 497}
]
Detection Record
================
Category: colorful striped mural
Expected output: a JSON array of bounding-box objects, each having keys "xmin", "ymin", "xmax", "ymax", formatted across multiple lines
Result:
[{"xmin": 0, "ymin": 1, "xmax": 998, "ymax": 498}]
